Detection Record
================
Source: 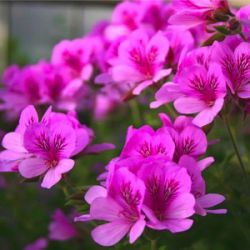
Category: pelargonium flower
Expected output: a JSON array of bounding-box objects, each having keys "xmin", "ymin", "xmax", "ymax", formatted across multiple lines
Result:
[
  {"xmin": 109, "ymin": 29, "xmax": 171, "ymax": 95},
  {"xmin": 169, "ymin": 0, "xmax": 230, "ymax": 29},
  {"xmin": 104, "ymin": 1, "xmax": 143, "ymax": 41},
  {"xmin": 120, "ymin": 125, "xmax": 175, "ymax": 161},
  {"xmin": 49, "ymin": 209, "xmax": 78, "ymax": 241},
  {"xmin": 0, "ymin": 105, "xmax": 112, "ymax": 188},
  {"xmin": 151, "ymin": 63, "xmax": 227, "ymax": 127},
  {"xmin": 51, "ymin": 38, "xmax": 93, "ymax": 82},
  {"xmin": 24, "ymin": 238, "xmax": 48, "ymax": 250},
  {"xmin": 212, "ymin": 41, "xmax": 250, "ymax": 99},
  {"xmin": 137, "ymin": 158, "xmax": 195, "ymax": 232},
  {"xmin": 76, "ymin": 168, "xmax": 146, "ymax": 247},
  {"xmin": 159, "ymin": 114, "xmax": 208, "ymax": 162},
  {"xmin": 237, "ymin": 4, "xmax": 250, "ymax": 38},
  {"xmin": 0, "ymin": 63, "xmax": 45, "ymax": 118},
  {"xmin": 179, "ymin": 155, "xmax": 227, "ymax": 216}
]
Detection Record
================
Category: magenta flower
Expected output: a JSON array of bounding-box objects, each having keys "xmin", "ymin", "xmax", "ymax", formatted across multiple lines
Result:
[
  {"xmin": 212, "ymin": 41, "xmax": 250, "ymax": 99},
  {"xmin": 0, "ymin": 105, "xmax": 94, "ymax": 188},
  {"xmin": 104, "ymin": 1, "xmax": 143, "ymax": 41},
  {"xmin": 159, "ymin": 114, "xmax": 208, "ymax": 161},
  {"xmin": 137, "ymin": 158, "xmax": 195, "ymax": 232},
  {"xmin": 51, "ymin": 38, "xmax": 93, "ymax": 81},
  {"xmin": 120, "ymin": 125, "xmax": 175, "ymax": 161},
  {"xmin": 179, "ymin": 155, "xmax": 227, "ymax": 216},
  {"xmin": 110, "ymin": 29, "xmax": 171, "ymax": 95},
  {"xmin": 237, "ymin": 5, "xmax": 250, "ymax": 38},
  {"xmin": 49, "ymin": 209, "xmax": 78, "ymax": 241},
  {"xmin": 24, "ymin": 238, "xmax": 48, "ymax": 250},
  {"xmin": 0, "ymin": 63, "xmax": 45, "ymax": 118},
  {"xmin": 169, "ymin": 0, "xmax": 230, "ymax": 29},
  {"xmin": 151, "ymin": 63, "xmax": 227, "ymax": 127},
  {"xmin": 77, "ymin": 168, "xmax": 146, "ymax": 247}
]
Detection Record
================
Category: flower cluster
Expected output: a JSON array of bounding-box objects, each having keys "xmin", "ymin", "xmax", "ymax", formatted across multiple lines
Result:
[
  {"xmin": 0, "ymin": 105, "xmax": 113, "ymax": 188},
  {"xmin": 76, "ymin": 114, "xmax": 226, "ymax": 247}
]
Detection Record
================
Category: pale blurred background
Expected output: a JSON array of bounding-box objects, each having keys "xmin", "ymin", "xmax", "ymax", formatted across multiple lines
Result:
[{"xmin": 0, "ymin": 0, "xmax": 250, "ymax": 73}]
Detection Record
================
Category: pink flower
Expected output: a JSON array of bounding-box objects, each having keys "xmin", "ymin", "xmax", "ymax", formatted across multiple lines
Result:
[
  {"xmin": 212, "ymin": 41, "xmax": 250, "ymax": 99},
  {"xmin": 24, "ymin": 238, "xmax": 48, "ymax": 250},
  {"xmin": 0, "ymin": 105, "xmax": 93, "ymax": 188},
  {"xmin": 77, "ymin": 168, "xmax": 146, "ymax": 247},
  {"xmin": 104, "ymin": 1, "xmax": 143, "ymax": 41},
  {"xmin": 49, "ymin": 209, "xmax": 78, "ymax": 241},
  {"xmin": 120, "ymin": 125, "xmax": 175, "ymax": 161},
  {"xmin": 0, "ymin": 63, "xmax": 45, "ymax": 118},
  {"xmin": 151, "ymin": 63, "xmax": 227, "ymax": 127},
  {"xmin": 137, "ymin": 158, "xmax": 195, "ymax": 232},
  {"xmin": 110, "ymin": 29, "xmax": 171, "ymax": 95},
  {"xmin": 169, "ymin": 0, "xmax": 230, "ymax": 29},
  {"xmin": 237, "ymin": 5, "xmax": 250, "ymax": 38},
  {"xmin": 159, "ymin": 114, "xmax": 208, "ymax": 162},
  {"xmin": 179, "ymin": 155, "xmax": 227, "ymax": 216},
  {"xmin": 51, "ymin": 38, "xmax": 93, "ymax": 81}
]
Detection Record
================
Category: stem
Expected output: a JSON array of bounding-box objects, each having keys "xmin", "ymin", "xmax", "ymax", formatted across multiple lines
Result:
[
  {"xmin": 223, "ymin": 115, "xmax": 248, "ymax": 178},
  {"xmin": 150, "ymin": 239, "xmax": 157, "ymax": 250}
]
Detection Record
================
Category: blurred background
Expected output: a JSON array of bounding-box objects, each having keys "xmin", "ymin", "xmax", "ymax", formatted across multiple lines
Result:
[
  {"xmin": 1, "ymin": 1, "xmax": 250, "ymax": 250},
  {"xmin": 0, "ymin": 0, "xmax": 248, "ymax": 73}
]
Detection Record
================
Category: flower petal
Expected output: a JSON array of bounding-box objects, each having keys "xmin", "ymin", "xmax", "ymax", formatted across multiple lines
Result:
[
  {"xmin": 19, "ymin": 158, "xmax": 48, "ymax": 178},
  {"xmin": 91, "ymin": 221, "xmax": 130, "ymax": 247},
  {"xmin": 85, "ymin": 185, "xmax": 107, "ymax": 204}
]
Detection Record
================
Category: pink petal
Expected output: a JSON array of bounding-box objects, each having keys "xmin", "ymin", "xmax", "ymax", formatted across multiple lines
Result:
[
  {"xmin": 111, "ymin": 65, "xmax": 144, "ymax": 83},
  {"xmin": 62, "ymin": 78, "xmax": 83, "ymax": 97},
  {"xmin": 169, "ymin": 10, "xmax": 205, "ymax": 28},
  {"xmin": 192, "ymin": 98, "xmax": 224, "ymax": 127},
  {"xmin": 81, "ymin": 63, "xmax": 93, "ymax": 81},
  {"xmin": 161, "ymin": 219, "xmax": 193, "ymax": 233},
  {"xmin": 85, "ymin": 185, "xmax": 107, "ymax": 204},
  {"xmin": 90, "ymin": 197, "xmax": 122, "ymax": 221},
  {"xmin": 205, "ymin": 209, "xmax": 227, "ymax": 214},
  {"xmin": 146, "ymin": 31, "xmax": 170, "ymax": 63},
  {"xmin": 198, "ymin": 157, "xmax": 214, "ymax": 171},
  {"xmin": 151, "ymin": 82, "xmax": 182, "ymax": 109},
  {"xmin": 197, "ymin": 194, "xmax": 225, "ymax": 208},
  {"xmin": 238, "ymin": 83, "xmax": 250, "ymax": 99},
  {"xmin": 41, "ymin": 168, "xmax": 61, "ymax": 189},
  {"xmin": 16, "ymin": 105, "xmax": 38, "ymax": 134},
  {"xmin": 91, "ymin": 221, "xmax": 130, "ymax": 247},
  {"xmin": 129, "ymin": 218, "xmax": 146, "ymax": 244},
  {"xmin": 19, "ymin": 158, "xmax": 48, "ymax": 178},
  {"xmin": 2, "ymin": 132, "xmax": 27, "ymax": 153},
  {"xmin": 166, "ymin": 193, "xmax": 195, "ymax": 219},
  {"xmin": 153, "ymin": 68, "xmax": 172, "ymax": 82},
  {"xmin": 55, "ymin": 159, "xmax": 75, "ymax": 175},
  {"xmin": 133, "ymin": 80, "xmax": 153, "ymax": 95},
  {"xmin": 174, "ymin": 97, "xmax": 206, "ymax": 114},
  {"xmin": 74, "ymin": 214, "xmax": 91, "ymax": 222},
  {"xmin": 83, "ymin": 143, "xmax": 116, "ymax": 154}
]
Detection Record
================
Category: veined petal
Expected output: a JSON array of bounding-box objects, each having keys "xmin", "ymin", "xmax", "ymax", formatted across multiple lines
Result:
[
  {"xmin": 174, "ymin": 97, "xmax": 206, "ymax": 114},
  {"xmin": 85, "ymin": 185, "xmax": 107, "ymax": 204},
  {"xmin": 91, "ymin": 221, "xmax": 130, "ymax": 247},
  {"xmin": 2, "ymin": 132, "xmax": 27, "ymax": 153},
  {"xmin": 19, "ymin": 158, "xmax": 48, "ymax": 178},
  {"xmin": 129, "ymin": 218, "xmax": 146, "ymax": 244},
  {"xmin": 55, "ymin": 159, "xmax": 75, "ymax": 175},
  {"xmin": 41, "ymin": 168, "xmax": 61, "ymax": 189},
  {"xmin": 197, "ymin": 194, "xmax": 225, "ymax": 208},
  {"xmin": 192, "ymin": 98, "xmax": 224, "ymax": 127},
  {"xmin": 133, "ymin": 80, "xmax": 153, "ymax": 95},
  {"xmin": 165, "ymin": 193, "xmax": 195, "ymax": 219},
  {"xmin": 90, "ymin": 197, "xmax": 122, "ymax": 221}
]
